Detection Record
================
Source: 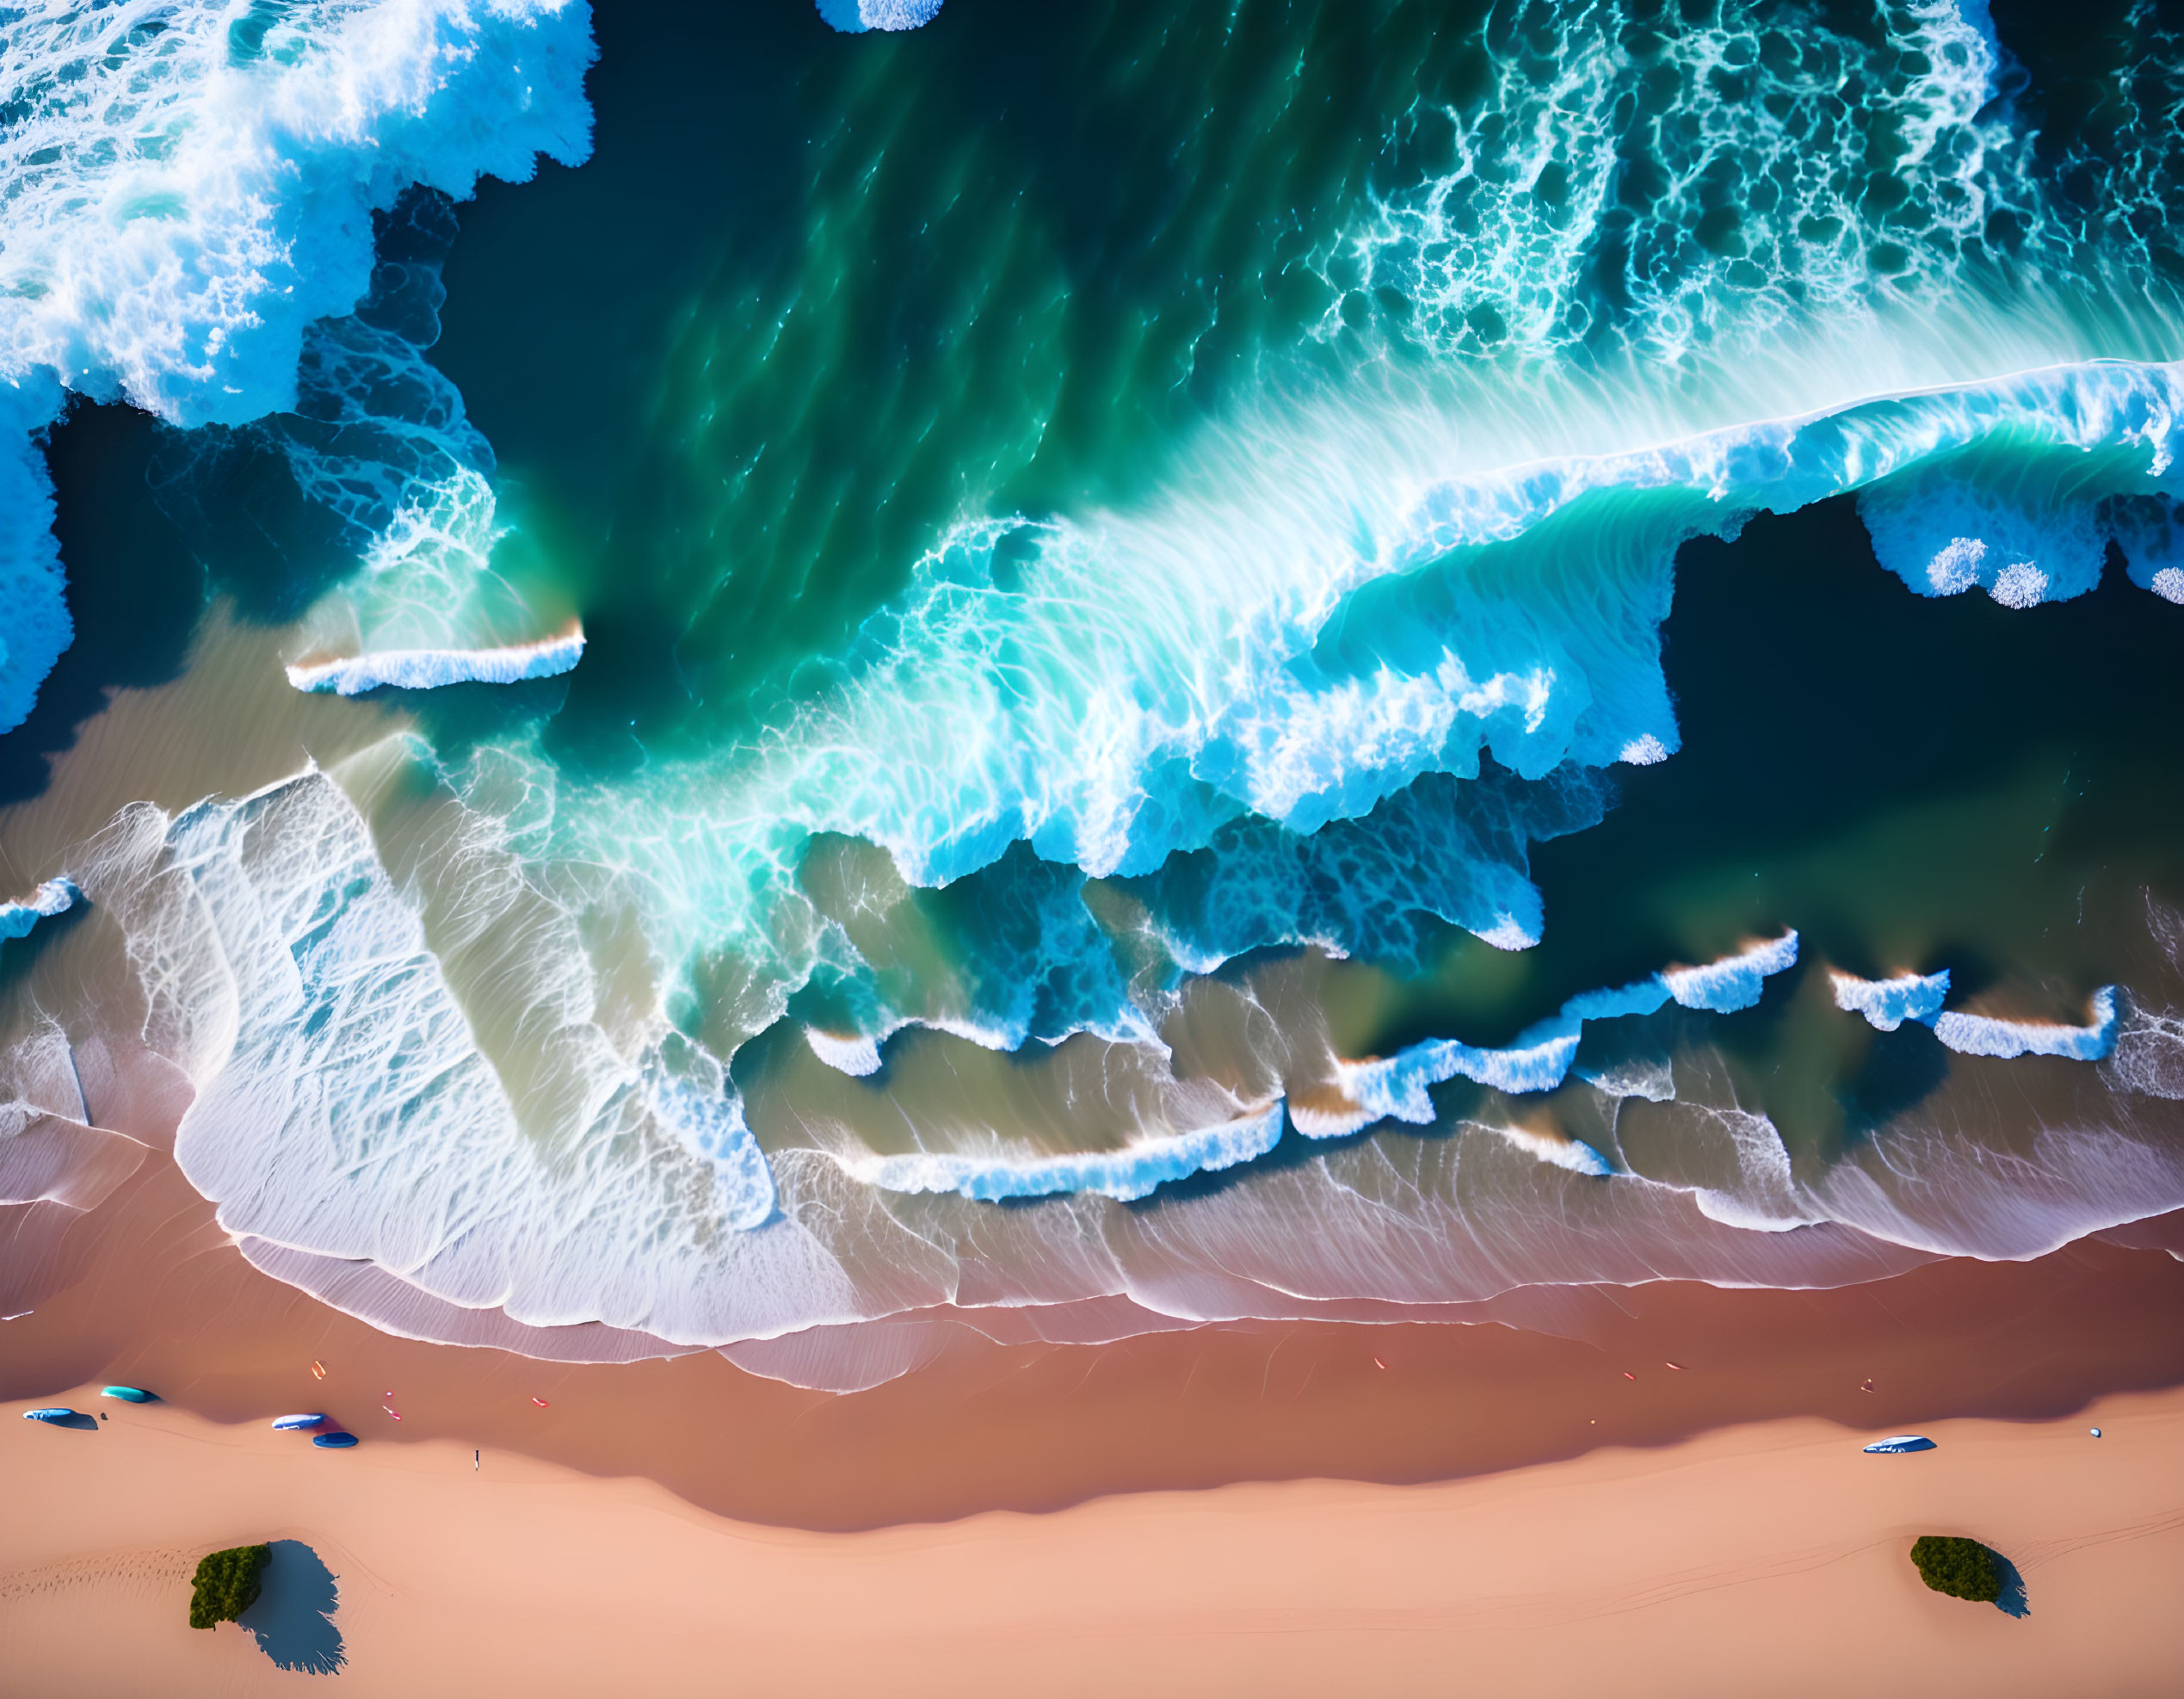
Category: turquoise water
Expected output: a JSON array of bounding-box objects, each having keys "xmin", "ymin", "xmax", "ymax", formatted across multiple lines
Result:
[{"xmin": 4, "ymin": 0, "xmax": 2184, "ymax": 1383}]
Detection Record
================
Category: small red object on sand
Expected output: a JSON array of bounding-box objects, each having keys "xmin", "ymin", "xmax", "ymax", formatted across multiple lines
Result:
[
  {"xmin": 1664, "ymin": 1362, "xmax": 1685, "ymax": 1371},
  {"xmin": 1372, "ymin": 1358, "xmax": 1385, "ymax": 1370},
  {"xmin": 531, "ymin": 1397, "xmax": 550, "ymax": 1408},
  {"xmin": 383, "ymin": 1406, "xmax": 402, "ymax": 1421},
  {"xmin": 1622, "ymin": 1371, "xmax": 1637, "ymax": 1381},
  {"xmin": 311, "ymin": 1360, "xmax": 326, "ymax": 1381}
]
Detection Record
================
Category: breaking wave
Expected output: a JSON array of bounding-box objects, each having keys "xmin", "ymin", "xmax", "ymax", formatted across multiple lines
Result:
[{"xmin": 0, "ymin": 0, "xmax": 595, "ymax": 728}]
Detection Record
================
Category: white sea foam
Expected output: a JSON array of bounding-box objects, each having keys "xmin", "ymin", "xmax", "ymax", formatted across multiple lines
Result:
[
  {"xmin": 13, "ymin": 0, "xmax": 2184, "ymax": 1376},
  {"xmin": 260, "ymin": 196, "xmax": 583, "ymax": 694},
  {"xmin": 65, "ymin": 753, "xmax": 2181, "ymax": 1375},
  {"xmin": 1110, "ymin": 766, "xmax": 1606, "ymax": 1003},
  {"xmin": 2104, "ymin": 496, "xmax": 2184, "ymax": 602},
  {"xmin": 71, "ymin": 770, "xmax": 904, "ymax": 1346},
  {"xmin": 1576, "ymin": 1055, "xmax": 1676, "ymax": 1103},
  {"xmin": 1662, "ymin": 932, "xmax": 1802, "ymax": 1014},
  {"xmin": 285, "ymin": 627, "xmax": 584, "ymax": 695},
  {"xmin": 795, "ymin": 995, "xmax": 1154, "ymax": 1079},
  {"xmin": 0, "ymin": 2, "xmax": 593, "ymax": 424},
  {"xmin": 815, "ymin": 0, "xmax": 943, "ymax": 32},
  {"xmin": 844, "ymin": 1101, "xmax": 1286, "ymax": 1203},
  {"xmin": 1933, "ymin": 988, "xmax": 2121, "ymax": 1060},
  {"xmin": 804, "ymin": 1028, "xmax": 885, "ymax": 1078},
  {"xmin": 0, "ymin": 1021, "xmax": 85, "ymax": 1132},
  {"xmin": 530, "ymin": 355, "xmax": 2184, "ymax": 1083},
  {"xmin": 1860, "ymin": 460, "xmax": 2107, "ymax": 609},
  {"xmin": 1481, "ymin": 1121, "xmax": 1612, "ymax": 1177},
  {"xmin": 1681, "ymin": 1106, "xmax": 1828, "ymax": 1234},
  {"xmin": 1330, "ymin": 0, "xmax": 2024, "ymax": 367},
  {"xmin": 0, "ymin": 1020, "xmax": 145, "ymax": 1214},
  {"xmin": 1336, "ymin": 1030, "xmax": 1586, "ymax": 1130},
  {"xmin": 1328, "ymin": 935, "xmax": 1798, "ymax": 1136},
  {"xmin": 1830, "ymin": 968, "xmax": 1952, "ymax": 1032},
  {"xmin": 0, "ymin": 0, "xmax": 595, "ymax": 727},
  {"xmin": 0, "ymin": 877, "xmax": 81, "ymax": 942},
  {"xmin": 2103, "ymin": 1002, "xmax": 2184, "ymax": 1102}
]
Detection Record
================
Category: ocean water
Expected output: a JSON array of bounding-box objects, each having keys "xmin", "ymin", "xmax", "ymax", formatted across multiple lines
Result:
[{"xmin": 4, "ymin": 0, "xmax": 2184, "ymax": 1388}]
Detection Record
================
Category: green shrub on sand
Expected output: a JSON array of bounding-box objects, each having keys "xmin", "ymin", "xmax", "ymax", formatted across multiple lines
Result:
[
  {"xmin": 1909, "ymin": 1535, "xmax": 2002, "ymax": 1603},
  {"xmin": 188, "ymin": 1544, "xmax": 271, "ymax": 1629}
]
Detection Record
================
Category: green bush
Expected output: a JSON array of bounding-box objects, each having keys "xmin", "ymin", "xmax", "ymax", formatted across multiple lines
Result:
[
  {"xmin": 1909, "ymin": 1535, "xmax": 2002, "ymax": 1603},
  {"xmin": 188, "ymin": 1544, "xmax": 271, "ymax": 1630}
]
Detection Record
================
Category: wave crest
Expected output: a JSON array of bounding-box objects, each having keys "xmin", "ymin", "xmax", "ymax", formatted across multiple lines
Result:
[{"xmin": 0, "ymin": 0, "xmax": 595, "ymax": 727}]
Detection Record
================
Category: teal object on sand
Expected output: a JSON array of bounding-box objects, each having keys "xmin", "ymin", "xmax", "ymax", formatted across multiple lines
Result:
[{"xmin": 102, "ymin": 1386, "xmax": 152, "ymax": 1403}]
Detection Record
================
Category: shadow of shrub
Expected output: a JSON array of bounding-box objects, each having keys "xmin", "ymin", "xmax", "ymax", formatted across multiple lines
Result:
[{"xmin": 238, "ymin": 1539, "xmax": 346, "ymax": 1673}]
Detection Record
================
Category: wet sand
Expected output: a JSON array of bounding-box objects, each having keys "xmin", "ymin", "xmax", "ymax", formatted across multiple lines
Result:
[
  {"xmin": 6, "ymin": 1116, "xmax": 2184, "ymax": 1532},
  {"xmin": 4, "ymin": 1378, "xmax": 2180, "ymax": 1696}
]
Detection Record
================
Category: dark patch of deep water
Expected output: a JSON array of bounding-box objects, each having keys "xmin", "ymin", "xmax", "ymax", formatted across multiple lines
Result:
[
  {"xmin": 1367, "ymin": 498, "xmax": 2184, "ymax": 1059},
  {"xmin": 430, "ymin": 0, "xmax": 1502, "ymax": 772},
  {"xmin": 2, "ymin": 405, "xmax": 205, "ymax": 808}
]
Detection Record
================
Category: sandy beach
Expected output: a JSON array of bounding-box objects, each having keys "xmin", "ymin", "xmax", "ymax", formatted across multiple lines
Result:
[
  {"xmin": 6, "ymin": 1135, "xmax": 2184, "ymax": 1693},
  {"xmin": 4, "ymin": 1380, "xmax": 2180, "ymax": 1696}
]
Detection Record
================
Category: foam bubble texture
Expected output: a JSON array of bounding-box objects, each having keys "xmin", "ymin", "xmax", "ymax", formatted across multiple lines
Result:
[
  {"xmin": 846, "ymin": 1102, "xmax": 1286, "ymax": 1204},
  {"xmin": 1859, "ymin": 458, "xmax": 2110, "ymax": 609},
  {"xmin": 1831, "ymin": 969, "xmax": 1952, "ymax": 1032},
  {"xmin": 0, "ymin": 0, "xmax": 595, "ymax": 729},
  {"xmin": 1329, "ymin": 0, "xmax": 2032, "ymax": 363},
  {"xmin": 1662, "ymin": 931, "xmax": 1802, "ymax": 1014},
  {"xmin": 286, "ymin": 628, "xmax": 584, "ymax": 695},
  {"xmin": 139, "ymin": 186, "xmax": 583, "ymax": 690},
  {"xmin": 816, "ymin": 0, "xmax": 943, "ymax": 32},
  {"xmin": 523, "ymin": 360, "xmax": 2184, "ymax": 1078},
  {"xmin": 1328, "ymin": 935, "xmax": 1798, "ymax": 1137},
  {"xmin": 1933, "ymin": 988, "xmax": 2121, "ymax": 1060},
  {"xmin": 0, "ymin": 0, "xmax": 595, "ymax": 427},
  {"xmin": 71, "ymin": 772, "xmax": 887, "ymax": 1345},
  {"xmin": 0, "ymin": 1019, "xmax": 145, "ymax": 1214},
  {"xmin": 0, "ymin": 385, "xmax": 70, "ymax": 732},
  {"xmin": 0, "ymin": 877, "xmax": 80, "ymax": 943}
]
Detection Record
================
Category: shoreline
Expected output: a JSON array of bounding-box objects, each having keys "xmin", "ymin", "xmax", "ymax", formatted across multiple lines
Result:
[{"xmin": 6, "ymin": 1129, "xmax": 2184, "ymax": 1532}]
